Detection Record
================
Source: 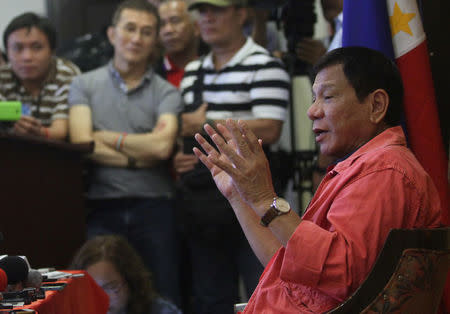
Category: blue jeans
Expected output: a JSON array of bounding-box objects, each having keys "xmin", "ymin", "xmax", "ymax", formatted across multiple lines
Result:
[{"xmin": 86, "ymin": 197, "xmax": 181, "ymax": 306}]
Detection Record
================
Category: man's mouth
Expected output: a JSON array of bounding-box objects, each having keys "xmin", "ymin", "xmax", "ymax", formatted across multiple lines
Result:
[{"xmin": 313, "ymin": 128, "xmax": 327, "ymax": 142}]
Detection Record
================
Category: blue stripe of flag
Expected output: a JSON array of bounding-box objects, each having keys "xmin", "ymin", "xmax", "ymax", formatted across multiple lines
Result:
[{"xmin": 342, "ymin": 0, "xmax": 395, "ymax": 60}]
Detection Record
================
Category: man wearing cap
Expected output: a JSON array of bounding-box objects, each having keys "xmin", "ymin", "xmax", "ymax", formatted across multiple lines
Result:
[{"xmin": 175, "ymin": 0, "xmax": 290, "ymax": 313}]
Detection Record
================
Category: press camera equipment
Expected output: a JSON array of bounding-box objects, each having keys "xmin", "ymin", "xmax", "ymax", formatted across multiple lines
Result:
[
  {"xmin": 248, "ymin": 0, "xmax": 316, "ymax": 75},
  {"xmin": 249, "ymin": 0, "xmax": 318, "ymax": 207}
]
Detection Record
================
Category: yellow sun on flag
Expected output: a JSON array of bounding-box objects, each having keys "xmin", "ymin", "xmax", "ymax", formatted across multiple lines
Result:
[{"xmin": 390, "ymin": 2, "xmax": 416, "ymax": 36}]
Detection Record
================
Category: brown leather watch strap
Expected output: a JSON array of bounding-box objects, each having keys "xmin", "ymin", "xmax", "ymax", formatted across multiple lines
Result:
[{"xmin": 260, "ymin": 206, "xmax": 279, "ymax": 227}]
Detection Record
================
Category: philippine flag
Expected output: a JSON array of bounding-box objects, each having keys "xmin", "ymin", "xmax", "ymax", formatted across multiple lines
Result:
[{"xmin": 342, "ymin": 0, "xmax": 449, "ymax": 311}]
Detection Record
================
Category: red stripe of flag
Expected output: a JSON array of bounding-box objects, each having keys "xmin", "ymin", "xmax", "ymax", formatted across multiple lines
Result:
[{"xmin": 396, "ymin": 40, "xmax": 449, "ymax": 223}]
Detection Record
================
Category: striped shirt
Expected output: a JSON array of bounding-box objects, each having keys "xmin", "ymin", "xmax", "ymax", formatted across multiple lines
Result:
[
  {"xmin": 0, "ymin": 57, "xmax": 81, "ymax": 126},
  {"xmin": 180, "ymin": 37, "xmax": 290, "ymax": 121}
]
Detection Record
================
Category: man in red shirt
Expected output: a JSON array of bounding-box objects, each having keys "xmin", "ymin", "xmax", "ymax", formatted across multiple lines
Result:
[
  {"xmin": 193, "ymin": 47, "xmax": 442, "ymax": 313},
  {"xmin": 158, "ymin": 0, "xmax": 200, "ymax": 87}
]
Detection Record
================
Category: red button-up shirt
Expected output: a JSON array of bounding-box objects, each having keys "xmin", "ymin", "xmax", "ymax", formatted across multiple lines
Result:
[{"xmin": 244, "ymin": 126, "xmax": 442, "ymax": 313}]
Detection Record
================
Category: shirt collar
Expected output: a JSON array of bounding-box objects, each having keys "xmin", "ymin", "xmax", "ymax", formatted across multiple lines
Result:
[
  {"xmin": 108, "ymin": 60, "xmax": 154, "ymax": 93},
  {"xmin": 202, "ymin": 37, "xmax": 264, "ymax": 71},
  {"xmin": 335, "ymin": 12, "xmax": 343, "ymax": 29},
  {"xmin": 163, "ymin": 55, "xmax": 183, "ymax": 72},
  {"xmin": 332, "ymin": 126, "xmax": 407, "ymax": 173},
  {"xmin": 163, "ymin": 55, "xmax": 173, "ymax": 71}
]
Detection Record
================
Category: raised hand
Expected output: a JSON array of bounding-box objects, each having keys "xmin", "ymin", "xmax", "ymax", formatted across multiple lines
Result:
[
  {"xmin": 194, "ymin": 119, "xmax": 276, "ymax": 211},
  {"xmin": 193, "ymin": 125, "xmax": 238, "ymax": 201}
]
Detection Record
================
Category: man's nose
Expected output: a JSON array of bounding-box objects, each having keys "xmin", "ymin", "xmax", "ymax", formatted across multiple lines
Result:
[
  {"xmin": 21, "ymin": 48, "xmax": 33, "ymax": 60},
  {"xmin": 307, "ymin": 101, "xmax": 323, "ymax": 121},
  {"xmin": 130, "ymin": 30, "xmax": 143, "ymax": 42}
]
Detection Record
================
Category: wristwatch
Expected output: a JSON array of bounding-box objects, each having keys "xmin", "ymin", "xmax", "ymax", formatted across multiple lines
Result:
[{"xmin": 260, "ymin": 197, "xmax": 291, "ymax": 227}]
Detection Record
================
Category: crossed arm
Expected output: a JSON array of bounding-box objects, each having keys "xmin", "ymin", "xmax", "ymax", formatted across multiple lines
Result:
[{"xmin": 69, "ymin": 105, "xmax": 178, "ymax": 168}]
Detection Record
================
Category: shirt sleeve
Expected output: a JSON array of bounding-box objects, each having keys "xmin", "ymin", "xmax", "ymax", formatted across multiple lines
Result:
[
  {"xmin": 68, "ymin": 75, "xmax": 89, "ymax": 107},
  {"xmin": 280, "ymin": 168, "xmax": 423, "ymax": 300},
  {"xmin": 250, "ymin": 59, "xmax": 290, "ymax": 121},
  {"xmin": 156, "ymin": 79, "xmax": 183, "ymax": 117},
  {"xmin": 50, "ymin": 84, "xmax": 71, "ymax": 121}
]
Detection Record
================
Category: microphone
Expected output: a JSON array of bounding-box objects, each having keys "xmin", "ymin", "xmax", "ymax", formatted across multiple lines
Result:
[{"xmin": 0, "ymin": 256, "xmax": 29, "ymax": 285}]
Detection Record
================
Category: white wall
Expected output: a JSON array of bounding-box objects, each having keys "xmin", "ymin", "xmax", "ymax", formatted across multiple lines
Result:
[{"xmin": 0, "ymin": 0, "xmax": 47, "ymax": 50}]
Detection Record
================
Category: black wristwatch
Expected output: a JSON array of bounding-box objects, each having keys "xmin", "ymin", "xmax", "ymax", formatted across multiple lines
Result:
[{"xmin": 260, "ymin": 197, "xmax": 291, "ymax": 227}]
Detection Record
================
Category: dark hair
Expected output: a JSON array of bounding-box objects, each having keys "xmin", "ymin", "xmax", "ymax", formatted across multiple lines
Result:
[
  {"xmin": 313, "ymin": 46, "xmax": 404, "ymax": 126},
  {"xmin": 70, "ymin": 235, "xmax": 157, "ymax": 314},
  {"xmin": 3, "ymin": 12, "xmax": 57, "ymax": 51},
  {"xmin": 112, "ymin": 0, "xmax": 160, "ymax": 32}
]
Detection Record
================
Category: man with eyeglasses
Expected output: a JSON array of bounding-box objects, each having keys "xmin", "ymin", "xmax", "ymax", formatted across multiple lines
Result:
[{"xmin": 68, "ymin": 0, "xmax": 182, "ymax": 306}]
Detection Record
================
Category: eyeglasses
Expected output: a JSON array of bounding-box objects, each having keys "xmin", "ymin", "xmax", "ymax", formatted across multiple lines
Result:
[
  {"xmin": 118, "ymin": 24, "xmax": 155, "ymax": 39},
  {"xmin": 101, "ymin": 280, "xmax": 126, "ymax": 294}
]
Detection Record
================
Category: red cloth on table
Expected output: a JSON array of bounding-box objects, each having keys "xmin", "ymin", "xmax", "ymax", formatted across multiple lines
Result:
[{"xmin": 21, "ymin": 270, "xmax": 109, "ymax": 314}]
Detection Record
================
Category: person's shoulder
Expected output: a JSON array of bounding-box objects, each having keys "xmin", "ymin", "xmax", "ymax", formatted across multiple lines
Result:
[
  {"xmin": 184, "ymin": 57, "xmax": 203, "ymax": 72},
  {"xmin": 55, "ymin": 57, "xmax": 82, "ymax": 76},
  {"xmin": 73, "ymin": 64, "xmax": 109, "ymax": 84},
  {"xmin": 244, "ymin": 38, "xmax": 283, "ymax": 65},
  {"xmin": 151, "ymin": 71, "xmax": 179, "ymax": 94},
  {"xmin": 0, "ymin": 63, "xmax": 14, "ymax": 79},
  {"xmin": 353, "ymin": 136, "xmax": 426, "ymax": 181},
  {"xmin": 150, "ymin": 297, "xmax": 182, "ymax": 314},
  {"xmin": 0, "ymin": 64, "xmax": 16, "ymax": 94}
]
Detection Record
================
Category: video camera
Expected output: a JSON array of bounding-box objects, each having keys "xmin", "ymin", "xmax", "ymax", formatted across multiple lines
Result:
[{"xmin": 248, "ymin": 0, "xmax": 317, "ymax": 75}]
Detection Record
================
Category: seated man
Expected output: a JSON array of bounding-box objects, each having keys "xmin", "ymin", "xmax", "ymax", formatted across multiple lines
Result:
[
  {"xmin": 68, "ymin": 0, "xmax": 182, "ymax": 306},
  {"xmin": 193, "ymin": 47, "xmax": 442, "ymax": 313},
  {"xmin": 0, "ymin": 12, "xmax": 81, "ymax": 140}
]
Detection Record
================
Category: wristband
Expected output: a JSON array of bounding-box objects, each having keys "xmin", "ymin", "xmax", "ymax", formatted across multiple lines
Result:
[
  {"xmin": 115, "ymin": 134, "xmax": 123, "ymax": 151},
  {"xmin": 115, "ymin": 133, "xmax": 127, "ymax": 151},
  {"xmin": 120, "ymin": 133, "xmax": 128, "ymax": 151}
]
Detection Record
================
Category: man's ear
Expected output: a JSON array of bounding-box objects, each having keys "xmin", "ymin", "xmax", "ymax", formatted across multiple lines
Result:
[
  {"xmin": 369, "ymin": 89, "xmax": 389, "ymax": 124},
  {"xmin": 107, "ymin": 26, "xmax": 116, "ymax": 45}
]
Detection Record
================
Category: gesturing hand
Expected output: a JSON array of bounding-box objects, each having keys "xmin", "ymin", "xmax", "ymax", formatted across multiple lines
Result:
[
  {"xmin": 193, "ymin": 125, "xmax": 238, "ymax": 201},
  {"xmin": 194, "ymin": 119, "xmax": 276, "ymax": 212}
]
